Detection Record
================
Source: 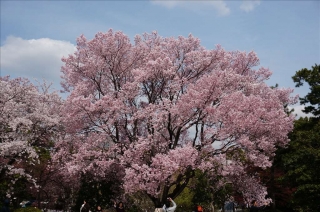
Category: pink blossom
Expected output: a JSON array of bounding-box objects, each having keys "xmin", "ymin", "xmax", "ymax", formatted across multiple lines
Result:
[{"xmin": 53, "ymin": 30, "xmax": 296, "ymax": 205}]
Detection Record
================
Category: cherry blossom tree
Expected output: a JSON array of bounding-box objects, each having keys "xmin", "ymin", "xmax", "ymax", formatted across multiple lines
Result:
[
  {"xmin": 0, "ymin": 76, "xmax": 63, "ymax": 198},
  {"xmin": 53, "ymin": 29, "xmax": 297, "ymax": 206}
]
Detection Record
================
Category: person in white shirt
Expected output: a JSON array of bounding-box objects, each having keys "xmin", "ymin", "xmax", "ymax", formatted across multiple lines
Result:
[
  {"xmin": 80, "ymin": 200, "xmax": 91, "ymax": 212},
  {"xmin": 162, "ymin": 197, "xmax": 177, "ymax": 212},
  {"xmin": 80, "ymin": 200, "xmax": 86, "ymax": 212}
]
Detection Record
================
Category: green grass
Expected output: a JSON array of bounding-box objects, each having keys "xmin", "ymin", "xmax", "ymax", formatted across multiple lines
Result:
[{"xmin": 14, "ymin": 207, "xmax": 42, "ymax": 212}]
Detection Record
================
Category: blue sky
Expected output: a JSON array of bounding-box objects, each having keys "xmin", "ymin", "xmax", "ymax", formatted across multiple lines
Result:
[{"xmin": 1, "ymin": 0, "xmax": 319, "ymax": 116}]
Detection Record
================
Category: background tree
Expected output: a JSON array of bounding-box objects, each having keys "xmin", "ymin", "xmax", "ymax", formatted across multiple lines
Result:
[
  {"xmin": 255, "ymin": 98, "xmax": 295, "ymax": 212},
  {"xmin": 257, "ymin": 153, "xmax": 293, "ymax": 211},
  {"xmin": 73, "ymin": 173, "xmax": 120, "ymax": 211},
  {"xmin": 24, "ymin": 150, "xmax": 79, "ymax": 211},
  {"xmin": 191, "ymin": 171, "xmax": 215, "ymax": 208},
  {"xmin": 260, "ymin": 65, "xmax": 320, "ymax": 212},
  {"xmin": 280, "ymin": 117, "xmax": 320, "ymax": 211},
  {"xmin": 0, "ymin": 77, "xmax": 63, "ymax": 202},
  {"xmin": 292, "ymin": 64, "xmax": 320, "ymax": 116},
  {"xmin": 279, "ymin": 64, "xmax": 320, "ymax": 211},
  {"xmin": 53, "ymin": 30, "xmax": 297, "ymax": 207}
]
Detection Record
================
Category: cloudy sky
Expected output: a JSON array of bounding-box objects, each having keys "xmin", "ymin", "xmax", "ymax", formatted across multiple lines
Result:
[{"xmin": 1, "ymin": 0, "xmax": 319, "ymax": 117}]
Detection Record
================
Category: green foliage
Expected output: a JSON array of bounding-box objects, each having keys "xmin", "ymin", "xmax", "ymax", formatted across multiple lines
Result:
[
  {"xmin": 0, "ymin": 177, "xmax": 8, "ymax": 202},
  {"xmin": 122, "ymin": 192, "xmax": 154, "ymax": 212},
  {"xmin": 0, "ymin": 176, "xmax": 32, "ymax": 209},
  {"xmin": 189, "ymin": 170, "xmax": 230, "ymax": 210},
  {"xmin": 126, "ymin": 205, "xmax": 140, "ymax": 212},
  {"xmin": 211, "ymin": 183, "xmax": 234, "ymax": 209},
  {"xmin": 191, "ymin": 171, "xmax": 214, "ymax": 205},
  {"xmin": 174, "ymin": 186, "xmax": 194, "ymax": 210},
  {"xmin": 292, "ymin": 64, "xmax": 320, "ymax": 116},
  {"xmin": 264, "ymin": 66, "xmax": 320, "ymax": 211},
  {"xmin": 74, "ymin": 174, "xmax": 118, "ymax": 211},
  {"xmin": 279, "ymin": 117, "xmax": 320, "ymax": 211}
]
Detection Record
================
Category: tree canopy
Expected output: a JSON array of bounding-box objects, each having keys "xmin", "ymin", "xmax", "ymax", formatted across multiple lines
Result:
[
  {"xmin": 52, "ymin": 29, "xmax": 296, "ymax": 206},
  {"xmin": 0, "ymin": 77, "xmax": 63, "ymax": 198},
  {"xmin": 292, "ymin": 64, "xmax": 320, "ymax": 117},
  {"xmin": 274, "ymin": 65, "xmax": 320, "ymax": 211},
  {"xmin": 280, "ymin": 117, "xmax": 320, "ymax": 211}
]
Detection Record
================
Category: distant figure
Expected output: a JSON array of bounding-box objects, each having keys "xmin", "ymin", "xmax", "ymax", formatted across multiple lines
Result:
[
  {"xmin": 114, "ymin": 201, "xmax": 125, "ymax": 212},
  {"xmin": 0, "ymin": 199, "xmax": 10, "ymax": 212},
  {"xmin": 196, "ymin": 205, "xmax": 203, "ymax": 212},
  {"xmin": 162, "ymin": 197, "xmax": 177, "ymax": 212},
  {"xmin": 249, "ymin": 200, "xmax": 267, "ymax": 212},
  {"xmin": 96, "ymin": 205, "xmax": 103, "ymax": 212},
  {"xmin": 224, "ymin": 199, "xmax": 236, "ymax": 212},
  {"xmin": 80, "ymin": 200, "xmax": 91, "ymax": 212}
]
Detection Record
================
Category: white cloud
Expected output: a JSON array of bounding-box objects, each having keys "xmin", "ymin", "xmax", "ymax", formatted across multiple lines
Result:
[
  {"xmin": 151, "ymin": 0, "xmax": 230, "ymax": 16},
  {"xmin": 151, "ymin": 0, "xmax": 179, "ymax": 8},
  {"xmin": 0, "ymin": 36, "xmax": 76, "ymax": 91},
  {"xmin": 208, "ymin": 1, "xmax": 230, "ymax": 16},
  {"xmin": 288, "ymin": 104, "xmax": 314, "ymax": 119},
  {"xmin": 240, "ymin": 0, "xmax": 261, "ymax": 12}
]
